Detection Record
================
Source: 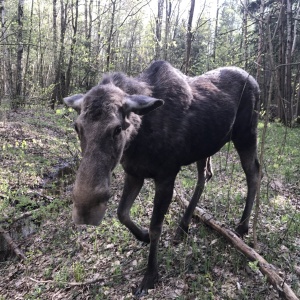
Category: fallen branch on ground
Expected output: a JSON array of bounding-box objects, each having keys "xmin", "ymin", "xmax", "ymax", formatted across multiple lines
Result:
[
  {"xmin": 28, "ymin": 276, "xmax": 105, "ymax": 287},
  {"xmin": 176, "ymin": 195, "xmax": 299, "ymax": 300},
  {"xmin": 0, "ymin": 226, "xmax": 26, "ymax": 260},
  {"xmin": 28, "ymin": 267, "xmax": 145, "ymax": 287}
]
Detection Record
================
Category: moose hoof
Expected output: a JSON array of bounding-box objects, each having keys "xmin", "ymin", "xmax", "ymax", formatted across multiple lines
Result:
[
  {"xmin": 136, "ymin": 228, "xmax": 150, "ymax": 244},
  {"xmin": 235, "ymin": 224, "xmax": 248, "ymax": 238},
  {"xmin": 173, "ymin": 225, "xmax": 189, "ymax": 245},
  {"xmin": 133, "ymin": 272, "xmax": 158, "ymax": 297}
]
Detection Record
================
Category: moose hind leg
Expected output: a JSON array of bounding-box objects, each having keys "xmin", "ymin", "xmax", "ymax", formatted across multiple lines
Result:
[
  {"xmin": 234, "ymin": 142, "xmax": 260, "ymax": 237},
  {"xmin": 174, "ymin": 159, "xmax": 209, "ymax": 244}
]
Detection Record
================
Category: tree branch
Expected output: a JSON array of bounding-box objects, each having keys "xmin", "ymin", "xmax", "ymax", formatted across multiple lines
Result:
[{"xmin": 176, "ymin": 195, "xmax": 299, "ymax": 300}]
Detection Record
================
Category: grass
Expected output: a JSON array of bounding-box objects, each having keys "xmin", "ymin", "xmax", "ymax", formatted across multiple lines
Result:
[
  {"xmin": 0, "ymin": 106, "xmax": 79, "ymax": 223},
  {"xmin": 0, "ymin": 106, "xmax": 299, "ymax": 299}
]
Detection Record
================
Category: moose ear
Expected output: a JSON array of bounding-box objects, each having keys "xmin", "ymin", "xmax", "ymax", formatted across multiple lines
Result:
[
  {"xmin": 124, "ymin": 95, "xmax": 164, "ymax": 115},
  {"xmin": 64, "ymin": 94, "xmax": 85, "ymax": 114}
]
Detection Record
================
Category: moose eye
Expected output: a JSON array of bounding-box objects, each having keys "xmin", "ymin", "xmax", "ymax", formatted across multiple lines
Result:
[{"xmin": 113, "ymin": 125, "xmax": 122, "ymax": 137}]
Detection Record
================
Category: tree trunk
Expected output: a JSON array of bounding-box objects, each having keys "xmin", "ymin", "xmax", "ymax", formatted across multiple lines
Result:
[
  {"xmin": 284, "ymin": 0, "xmax": 292, "ymax": 125},
  {"xmin": 23, "ymin": 0, "xmax": 34, "ymax": 100},
  {"xmin": 255, "ymin": 0, "xmax": 264, "ymax": 111},
  {"xmin": 185, "ymin": 0, "xmax": 195, "ymax": 74},
  {"xmin": 13, "ymin": 0, "xmax": 24, "ymax": 108},
  {"xmin": 96, "ymin": 0, "xmax": 104, "ymax": 73},
  {"xmin": 155, "ymin": 0, "xmax": 164, "ymax": 60},
  {"xmin": 51, "ymin": 0, "xmax": 58, "ymax": 109},
  {"xmin": 84, "ymin": 0, "xmax": 94, "ymax": 90},
  {"xmin": 242, "ymin": 0, "xmax": 248, "ymax": 68},
  {"xmin": 296, "ymin": 74, "xmax": 300, "ymax": 124},
  {"xmin": 106, "ymin": 0, "xmax": 116, "ymax": 72},
  {"xmin": 163, "ymin": 0, "xmax": 171, "ymax": 60},
  {"xmin": 66, "ymin": 0, "xmax": 79, "ymax": 94},
  {"xmin": 291, "ymin": 1, "xmax": 300, "ymax": 56},
  {"xmin": 84, "ymin": 0, "xmax": 88, "ymax": 38},
  {"xmin": 126, "ymin": 20, "xmax": 138, "ymax": 74},
  {"xmin": 212, "ymin": 0, "xmax": 219, "ymax": 63},
  {"xmin": 37, "ymin": 1, "xmax": 45, "ymax": 89},
  {"xmin": 277, "ymin": 2, "xmax": 285, "ymax": 121},
  {"xmin": 51, "ymin": 0, "xmax": 68, "ymax": 109},
  {"xmin": 172, "ymin": 0, "xmax": 180, "ymax": 41},
  {"xmin": 0, "ymin": 0, "xmax": 8, "ymax": 101}
]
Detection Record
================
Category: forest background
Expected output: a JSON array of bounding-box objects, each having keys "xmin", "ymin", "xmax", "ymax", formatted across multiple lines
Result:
[{"xmin": 1, "ymin": 0, "xmax": 300, "ymax": 125}]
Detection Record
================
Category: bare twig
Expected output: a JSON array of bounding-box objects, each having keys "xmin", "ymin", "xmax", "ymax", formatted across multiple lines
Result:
[
  {"xmin": 28, "ymin": 276, "xmax": 104, "ymax": 287},
  {"xmin": 28, "ymin": 267, "xmax": 145, "ymax": 287},
  {"xmin": 177, "ymin": 195, "xmax": 299, "ymax": 300}
]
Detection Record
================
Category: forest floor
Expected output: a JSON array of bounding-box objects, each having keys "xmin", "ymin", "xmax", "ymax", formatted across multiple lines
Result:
[{"xmin": 0, "ymin": 105, "xmax": 299, "ymax": 300}]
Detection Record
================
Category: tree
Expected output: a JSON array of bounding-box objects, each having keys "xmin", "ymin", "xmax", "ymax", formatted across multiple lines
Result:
[
  {"xmin": 0, "ymin": 0, "xmax": 13, "ymax": 101},
  {"xmin": 51, "ymin": 0, "xmax": 68, "ymax": 109},
  {"xmin": 212, "ymin": 0, "xmax": 220, "ymax": 63},
  {"xmin": 155, "ymin": 0, "xmax": 163, "ymax": 60},
  {"xmin": 242, "ymin": 0, "xmax": 248, "ymax": 68},
  {"xmin": 163, "ymin": 0, "xmax": 171, "ymax": 60},
  {"xmin": 106, "ymin": 0, "xmax": 117, "ymax": 72},
  {"xmin": 184, "ymin": 0, "xmax": 195, "ymax": 74},
  {"xmin": 15, "ymin": 0, "xmax": 24, "ymax": 107},
  {"xmin": 22, "ymin": 0, "xmax": 34, "ymax": 100},
  {"xmin": 65, "ymin": 0, "xmax": 79, "ymax": 94},
  {"xmin": 0, "ymin": 0, "xmax": 7, "ymax": 101},
  {"xmin": 284, "ymin": 0, "xmax": 292, "ymax": 125}
]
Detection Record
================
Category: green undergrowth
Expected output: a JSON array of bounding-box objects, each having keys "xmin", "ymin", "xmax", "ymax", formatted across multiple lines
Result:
[
  {"xmin": 0, "ymin": 106, "xmax": 299, "ymax": 299},
  {"xmin": 175, "ymin": 120, "xmax": 300, "ymax": 298},
  {"xmin": 0, "ymin": 105, "xmax": 79, "ymax": 223}
]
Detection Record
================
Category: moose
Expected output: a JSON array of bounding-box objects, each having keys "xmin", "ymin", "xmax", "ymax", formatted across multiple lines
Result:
[{"xmin": 64, "ymin": 61, "xmax": 260, "ymax": 296}]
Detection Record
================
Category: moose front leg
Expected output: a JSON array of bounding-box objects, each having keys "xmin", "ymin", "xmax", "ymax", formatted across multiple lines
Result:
[
  {"xmin": 117, "ymin": 173, "xmax": 150, "ymax": 243},
  {"xmin": 134, "ymin": 176, "xmax": 175, "ymax": 297}
]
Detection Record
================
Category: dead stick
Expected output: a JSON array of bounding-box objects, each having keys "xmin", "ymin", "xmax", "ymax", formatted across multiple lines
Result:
[
  {"xmin": 28, "ymin": 276, "xmax": 104, "ymax": 287},
  {"xmin": 177, "ymin": 196, "xmax": 299, "ymax": 300},
  {"xmin": 0, "ymin": 226, "xmax": 26, "ymax": 260},
  {"xmin": 27, "ymin": 267, "xmax": 145, "ymax": 287}
]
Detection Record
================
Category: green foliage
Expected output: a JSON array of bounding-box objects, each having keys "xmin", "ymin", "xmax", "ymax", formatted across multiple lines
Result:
[
  {"xmin": 72, "ymin": 262, "xmax": 85, "ymax": 282},
  {"xmin": 248, "ymin": 260, "xmax": 259, "ymax": 272},
  {"xmin": 0, "ymin": 106, "xmax": 79, "ymax": 224},
  {"xmin": 54, "ymin": 266, "xmax": 70, "ymax": 287}
]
